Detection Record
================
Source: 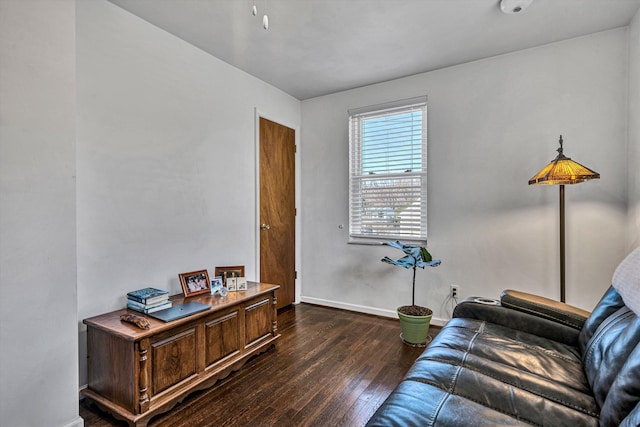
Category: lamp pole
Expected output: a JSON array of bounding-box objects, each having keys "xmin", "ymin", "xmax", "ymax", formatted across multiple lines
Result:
[{"xmin": 559, "ymin": 184, "xmax": 565, "ymax": 303}]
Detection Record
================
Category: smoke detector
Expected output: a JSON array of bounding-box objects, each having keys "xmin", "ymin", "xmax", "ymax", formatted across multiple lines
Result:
[{"xmin": 500, "ymin": 0, "xmax": 533, "ymax": 14}]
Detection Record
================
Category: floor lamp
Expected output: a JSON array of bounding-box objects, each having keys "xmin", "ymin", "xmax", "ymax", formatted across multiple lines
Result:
[{"xmin": 528, "ymin": 135, "xmax": 600, "ymax": 302}]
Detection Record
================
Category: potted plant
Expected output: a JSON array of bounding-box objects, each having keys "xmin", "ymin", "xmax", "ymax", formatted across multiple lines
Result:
[{"xmin": 381, "ymin": 240, "xmax": 441, "ymax": 346}]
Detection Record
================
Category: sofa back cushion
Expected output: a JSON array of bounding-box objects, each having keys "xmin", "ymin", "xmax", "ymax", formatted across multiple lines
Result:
[
  {"xmin": 578, "ymin": 286, "xmax": 625, "ymax": 355},
  {"xmin": 579, "ymin": 248, "xmax": 640, "ymax": 354},
  {"xmin": 582, "ymin": 307, "xmax": 640, "ymax": 405},
  {"xmin": 579, "ymin": 248, "xmax": 640, "ymax": 425},
  {"xmin": 599, "ymin": 342, "xmax": 640, "ymax": 426}
]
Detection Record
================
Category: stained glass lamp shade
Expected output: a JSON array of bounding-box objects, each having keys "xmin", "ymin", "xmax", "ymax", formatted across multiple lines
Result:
[{"xmin": 529, "ymin": 136, "xmax": 600, "ymax": 185}]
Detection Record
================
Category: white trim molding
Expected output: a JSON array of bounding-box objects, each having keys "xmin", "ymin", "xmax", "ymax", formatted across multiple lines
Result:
[
  {"xmin": 62, "ymin": 416, "xmax": 85, "ymax": 427},
  {"xmin": 300, "ymin": 296, "xmax": 448, "ymax": 327}
]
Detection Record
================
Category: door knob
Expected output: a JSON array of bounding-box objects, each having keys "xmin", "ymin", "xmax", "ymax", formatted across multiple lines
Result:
[{"xmin": 261, "ymin": 223, "xmax": 271, "ymax": 231}]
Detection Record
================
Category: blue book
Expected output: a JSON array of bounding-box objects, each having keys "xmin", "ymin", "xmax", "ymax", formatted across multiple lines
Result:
[
  {"xmin": 126, "ymin": 287, "xmax": 169, "ymax": 304},
  {"xmin": 127, "ymin": 300, "xmax": 172, "ymax": 314},
  {"xmin": 126, "ymin": 298, "xmax": 171, "ymax": 310}
]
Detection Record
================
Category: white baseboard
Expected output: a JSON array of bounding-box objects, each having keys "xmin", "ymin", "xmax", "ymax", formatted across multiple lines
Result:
[
  {"xmin": 62, "ymin": 416, "xmax": 84, "ymax": 427},
  {"xmin": 300, "ymin": 296, "xmax": 448, "ymax": 327}
]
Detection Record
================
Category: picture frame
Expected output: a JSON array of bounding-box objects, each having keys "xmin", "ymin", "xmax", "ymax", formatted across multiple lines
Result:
[
  {"xmin": 215, "ymin": 265, "xmax": 245, "ymax": 285},
  {"xmin": 179, "ymin": 270, "xmax": 211, "ymax": 297},
  {"xmin": 211, "ymin": 276, "xmax": 223, "ymax": 289},
  {"xmin": 237, "ymin": 277, "xmax": 248, "ymax": 291},
  {"xmin": 210, "ymin": 276, "xmax": 228, "ymax": 297},
  {"xmin": 226, "ymin": 277, "xmax": 237, "ymax": 292}
]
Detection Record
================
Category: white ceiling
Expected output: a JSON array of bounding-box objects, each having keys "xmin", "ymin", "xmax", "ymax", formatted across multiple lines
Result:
[{"xmin": 108, "ymin": 0, "xmax": 640, "ymax": 100}]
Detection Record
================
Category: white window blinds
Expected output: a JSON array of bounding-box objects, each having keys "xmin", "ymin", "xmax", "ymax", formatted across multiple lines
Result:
[{"xmin": 348, "ymin": 96, "xmax": 427, "ymax": 243}]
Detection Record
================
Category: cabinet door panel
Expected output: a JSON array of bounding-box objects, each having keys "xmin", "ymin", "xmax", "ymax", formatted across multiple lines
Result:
[
  {"xmin": 151, "ymin": 328, "xmax": 197, "ymax": 394},
  {"xmin": 205, "ymin": 311, "xmax": 240, "ymax": 366},
  {"xmin": 245, "ymin": 298, "xmax": 271, "ymax": 346}
]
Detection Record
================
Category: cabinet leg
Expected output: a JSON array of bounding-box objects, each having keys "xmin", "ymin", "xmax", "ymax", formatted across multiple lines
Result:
[
  {"xmin": 138, "ymin": 340, "xmax": 150, "ymax": 413},
  {"xmin": 272, "ymin": 296, "xmax": 278, "ymax": 336}
]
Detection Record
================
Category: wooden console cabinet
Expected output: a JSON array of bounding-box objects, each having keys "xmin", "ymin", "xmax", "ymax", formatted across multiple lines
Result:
[{"xmin": 82, "ymin": 282, "xmax": 280, "ymax": 427}]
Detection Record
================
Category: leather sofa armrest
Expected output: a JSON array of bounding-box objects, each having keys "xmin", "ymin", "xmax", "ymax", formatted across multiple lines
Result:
[
  {"xmin": 452, "ymin": 296, "xmax": 582, "ymax": 346},
  {"xmin": 500, "ymin": 289, "xmax": 590, "ymax": 330}
]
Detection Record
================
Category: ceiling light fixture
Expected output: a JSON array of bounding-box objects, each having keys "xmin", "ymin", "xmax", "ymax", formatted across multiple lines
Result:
[
  {"xmin": 500, "ymin": 0, "xmax": 533, "ymax": 14},
  {"xmin": 250, "ymin": 1, "xmax": 269, "ymax": 30}
]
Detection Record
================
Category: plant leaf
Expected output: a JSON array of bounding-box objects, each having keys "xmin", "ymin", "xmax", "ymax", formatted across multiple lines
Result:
[
  {"xmin": 416, "ymin": 259, "xmax": 441, "ymax": 268},
  {"xmin": 381, "ymin": 255, "xmax": 415, "ymax": 269},
  {"xmin": 381, "ymin": 241, "xmax": 441, "ymax": 269},
  {"xmin": 420, "ymin": 247, "xmax": 432, "ymax": 262}
]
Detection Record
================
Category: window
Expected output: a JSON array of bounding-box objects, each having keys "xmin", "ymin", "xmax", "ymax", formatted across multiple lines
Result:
[{"xmin": 348, "ymin": 96, "xmax": 427, "ymax": 244}]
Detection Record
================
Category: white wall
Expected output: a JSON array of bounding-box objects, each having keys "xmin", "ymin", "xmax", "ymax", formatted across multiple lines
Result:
[
  {"xmin": 0, "ymin": 1, "xmax": 82, "ymax": 426},
  {"xmin": 300, "ymin": 29, "xmax": 629, "ymax": 322},
  {"xmin": 629, "ymin": 9, "xmax": 640, "ymax": 250},
  {"xmin": 76, "ymin": 0, "xmax": 300, "ymax": 385}
]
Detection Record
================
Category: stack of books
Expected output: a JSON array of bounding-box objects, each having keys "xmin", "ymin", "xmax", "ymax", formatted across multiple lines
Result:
[{"xmin": 126, "ymin": 287, "xmax": 171, "ymax": 314}]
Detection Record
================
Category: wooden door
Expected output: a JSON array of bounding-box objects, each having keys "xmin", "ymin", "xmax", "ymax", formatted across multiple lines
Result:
[{"xmin": 259, "ymin": 117, "xmax": 295, "ymax": 310}]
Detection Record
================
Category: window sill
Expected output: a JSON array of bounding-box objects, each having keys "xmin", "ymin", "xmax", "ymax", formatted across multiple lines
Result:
[{"xmin": 348, "ymin": 238, "xmax": 428, "ymax": 246}]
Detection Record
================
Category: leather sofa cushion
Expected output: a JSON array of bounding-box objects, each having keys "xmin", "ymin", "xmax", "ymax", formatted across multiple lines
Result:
[
  {"xmin": 575, "ymin": 249, "xmax": 640, "ymax": 425},
  {"xmin": 429, "ymin": 318, "xmax": 587, "ymax": 393},
  {"xmin": 600, "ymin": 343, "xmax": 640, "ymax": 426},
  {"xmin": 582, "ymin": 306, "xmax": 640, "ymax": 408},
  {"xmin": 368, "ymin": 317, "xmax": 600, "ymax": 426},
  {"xmin": 620, "ymin": 402, "xmax": 640, "ymax": 427},
  {"xmin": 366, "ymin": 380, "xmax": 533, "ymax": 426},
  {"xmin": 579, "ymin": 286, "xmax": 626, "ymax": 355},
  {"xmin": 453, "ymin": 297, "xmax": 582, "ymax": 346}
]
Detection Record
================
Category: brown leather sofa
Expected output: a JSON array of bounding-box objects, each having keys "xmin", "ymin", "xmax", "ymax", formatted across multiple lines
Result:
[{"xmin": 367, "ymin": 248, "xmax": 640, "ymax": 426}]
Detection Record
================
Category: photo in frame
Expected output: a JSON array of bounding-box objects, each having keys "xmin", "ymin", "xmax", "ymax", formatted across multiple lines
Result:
[
  {"xmin": 226, "ymin": 277, "xmax": 237, "ymax": 292},
  {"xmin": 210, "ymin": 276, "xmax": 228, "ymax": 297},
  {"xmin": 211, "ymin": 276, "xmax": 223, "ymax": 289},
  {"xmin": 215, "ymin": 265, "xmax": 245, "ymax": 286},
  {"xmin": 236, "ymin": 277, "xmax": 248, "ymax": 291},
  {"xmin": 179, "ymin": 270, "xmax": 211, "ymax": 297}
]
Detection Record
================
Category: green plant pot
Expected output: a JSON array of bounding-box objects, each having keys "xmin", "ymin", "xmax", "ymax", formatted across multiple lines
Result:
[{"xmin": 397, "ymin": 307, "xmax": 432, "ymax": 346}]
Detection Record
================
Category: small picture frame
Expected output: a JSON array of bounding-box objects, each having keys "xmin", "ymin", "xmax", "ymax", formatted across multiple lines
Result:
[
  {"xmin": 210, "ymin": 276, "xmax": 228, "ymax": 297},
  {"xmin": 237, "ymin": 277, "xmax": 248, "ymax": 291},
  {"xmin": 215, "ymin": 265, "xmax": 245, "ymax": 286},
  {"xmin": 211, "ymin": 276, "xmax": 223, "ymax": 289},
  {"xmin": 226, "ymin": 277, "xmax": 237, "ymax": 291},
  {"xmin": 179, "ymin": 270, "xmax": 211, "ymax": 297}
]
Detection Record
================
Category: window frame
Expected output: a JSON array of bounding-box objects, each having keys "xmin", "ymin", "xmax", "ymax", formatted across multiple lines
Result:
[{"xmin": 348, "ymin": 96, "xmax": 428, "ymax": 245}]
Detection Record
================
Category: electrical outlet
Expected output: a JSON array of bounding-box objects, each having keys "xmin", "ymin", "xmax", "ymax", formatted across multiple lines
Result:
[{"xmin": 450, "ymin": 285, "xmax": 459, "ymax": 299}]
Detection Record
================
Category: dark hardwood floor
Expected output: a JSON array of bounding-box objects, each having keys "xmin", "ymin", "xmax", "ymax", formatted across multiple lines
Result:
[{"xmin": 80, "ymin": 303, "xmax": 439, "ymax": 427}]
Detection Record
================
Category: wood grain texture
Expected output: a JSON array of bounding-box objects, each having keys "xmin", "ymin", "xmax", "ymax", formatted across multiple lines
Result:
[
  {"xmin": 260, "ymin": 117, "xmax": 296, "ymax": 309},
  {"xmin": 150, "ymin": 328, "xmax": 197, "ymax": 395},
  {"xmin": 245, "ymin": 298, "xmax": 272, "ymax": 346},
  {"xmin": 205, "ymin": 311, "xmax": 240, "ymax": 366},
  {"xmin": 81, "ymin": 303, "xmax": 439, "ymax": 427},
  {"xmin": 86, "ymin": 327, "xmax": 137, "ymax": 412}
]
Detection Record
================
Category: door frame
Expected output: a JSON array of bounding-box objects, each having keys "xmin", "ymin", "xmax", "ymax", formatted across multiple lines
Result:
[{"xmin": 254, "ymin": 108, "xmax": 301, "ymax": 305}]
